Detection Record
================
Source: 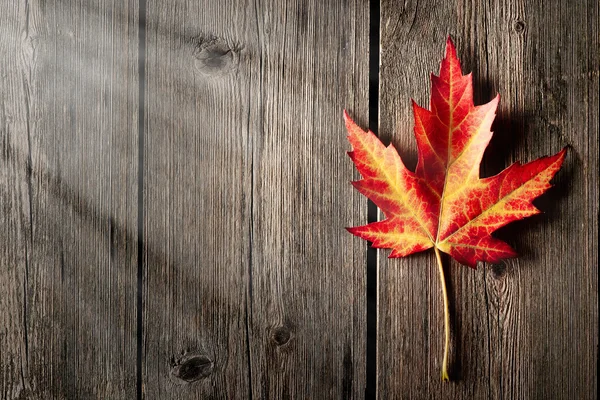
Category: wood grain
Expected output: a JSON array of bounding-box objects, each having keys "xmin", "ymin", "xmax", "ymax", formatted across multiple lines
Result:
[
  {"xmin": 246, "ymin": 0, "xmax": 368, "ymax": 397},
  {"xmin": 377, "ymin": 0, "xmax": 598, "ymax": 398},
  {"xmin": 0, "ymin": 0, "xmax": 139, "ymax": 398},
  {"xmin": 142, "ymin": 0, "xmax": 368, "ymax": 398},
  {"xmin": 1, "ymin": 0, "xmax": 595, "ymax": 398}
]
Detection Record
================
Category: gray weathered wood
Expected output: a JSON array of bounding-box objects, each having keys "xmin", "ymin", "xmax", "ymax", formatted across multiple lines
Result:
[
  {"xmin": 0, "ymin": 0, "xmax": 139, "ymax": 398},
  {"xmin": 377, "ymin": 0, "xmax": 598, "ymax": 398},
  {"xmin": 142, "ymin": 0, "xmax": 368, "ymax": 398},
  {"xmin": 246, "ymin": 1, "xmax": 368, "ymax": 397},
  {"xmin": 3, "ymin": 0, "xmax": 594, "ymax": 398}
]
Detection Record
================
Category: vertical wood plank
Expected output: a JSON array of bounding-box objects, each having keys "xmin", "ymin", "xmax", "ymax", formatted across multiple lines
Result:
[
  {"xmin": 143, "ymin": 0, "xmax": 368, "ymax": 398},
  {"xmin": 247, "ymin": 0, "xmax": 368, "ymax": 398},
  {"xmin": 378, "ymin": 0, "xmax": 598, "ymax": 398},
  {"xmin": 0, "ymin": 1, "xmax": 139, "ymax": 398},
  {"xmin": 143, "ymin": 1, "xmax": 254, "ymax": 397}
]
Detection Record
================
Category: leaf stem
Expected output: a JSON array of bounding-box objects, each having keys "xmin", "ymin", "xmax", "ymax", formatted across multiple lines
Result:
[{"xmin": 434, "ymin": 246, "xmax": 451, "ymax": 382}]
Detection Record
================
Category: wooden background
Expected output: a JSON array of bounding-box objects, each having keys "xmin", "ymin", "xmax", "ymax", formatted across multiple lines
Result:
[{"xmin": 0, "ymin": 0, "xmax": 597, "ymax": 399}]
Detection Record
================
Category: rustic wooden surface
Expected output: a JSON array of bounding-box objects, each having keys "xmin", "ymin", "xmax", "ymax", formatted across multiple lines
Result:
[
  {"xmin": 378, "ymin": 0, "xmax": 598, "ymax": 399},
  {"xmin": 142, "ymin": 0, "xmax": 368, "ymax": 398},
  {"xmin": 0, "ymin": 0, "xmax": 597, "ymax": 399},
  {"xmin": 0, "ymin": 1, "xmax": 139, "ymax": 398}
]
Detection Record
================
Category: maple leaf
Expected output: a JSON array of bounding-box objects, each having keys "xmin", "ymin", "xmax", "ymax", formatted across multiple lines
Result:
[{"xmin": 345, "ymin": 37, "xmax": 566, "ymax": 380}]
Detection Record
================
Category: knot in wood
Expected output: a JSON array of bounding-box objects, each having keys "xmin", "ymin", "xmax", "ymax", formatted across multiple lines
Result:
[
  {"xmin": 271, "ymin": 326, "xmax": 291, "ymax": 346},
  {"xmin": 170, "ymin": 353, "xmax": 214, "ymax": 383},
  {"xmin": 491, "ymin": 263, "xmax": 508, "ymax": 280},
  {"xmin": 193, "ymin": 36, "xmax": 238, "ymax": 77},
  {"xmin": 513, "ymin": 20, "xmax": 526, "ymax": 33}
]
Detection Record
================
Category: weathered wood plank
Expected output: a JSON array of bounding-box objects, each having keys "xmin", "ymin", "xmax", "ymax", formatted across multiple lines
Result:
[
  {"xmin": 142, "ymin": 0, "xmax": 368, "ymax": 398},
  {"xmin": 142, "ymin": 1, "xmax": 254, "ymax": 397},
  {"xmin": 0, "ymin": 1, "xmax": 139, "ymax": 398},
  {"xmin": 377, "ymin": 0, "xmax": 598, "ymax": 398},
  {"xmin": 246, "ymin": 0, "xmax": 368, "ymax": 398}
]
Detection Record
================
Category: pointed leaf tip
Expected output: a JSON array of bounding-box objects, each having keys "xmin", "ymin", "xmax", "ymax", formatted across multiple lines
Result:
[
  {"xmin": 445, "ymin": 36, "xmax": 457, "ymax": 57},
  {"xmin": 557, "ymin": 147, "xmax": 568, "ymax": 162},
  {"xmin": 343, "ymin": 109, "xmax": 351, "ymax": 121},
  {"xmin": 344, "ymin": 110, "xmax": 356, "ymax": 132},
  {"xmin": 345, "ymin": 226, "xmax": 359, "ymax": 235}
]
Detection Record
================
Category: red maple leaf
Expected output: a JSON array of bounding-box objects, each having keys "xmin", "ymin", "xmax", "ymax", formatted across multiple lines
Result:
[{"xmin": 345, "ymin": 37, "xmax": 566, "ymax": 380}]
